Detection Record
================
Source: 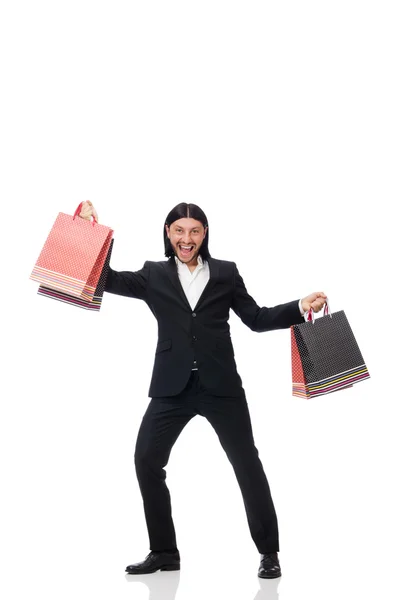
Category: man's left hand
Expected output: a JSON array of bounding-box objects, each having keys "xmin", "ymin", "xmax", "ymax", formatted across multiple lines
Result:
[{"xmin": 301, "ymin": 292, "xmax": 328, "ymax": 313}]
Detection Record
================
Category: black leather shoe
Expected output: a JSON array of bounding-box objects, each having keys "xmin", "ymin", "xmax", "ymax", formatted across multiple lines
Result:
[
  {"xmin": 258, "ymin": 553, "xmax": 282, "ymax": 579},
  {"xmin": 125, "ymin": 550, "xmax": 180, "ymax": 574}
]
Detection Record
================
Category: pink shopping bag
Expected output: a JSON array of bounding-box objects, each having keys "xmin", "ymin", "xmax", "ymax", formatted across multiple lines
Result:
[{"xmin": 30, "ymin": 203, "xmax": 113, "ymax": 302}]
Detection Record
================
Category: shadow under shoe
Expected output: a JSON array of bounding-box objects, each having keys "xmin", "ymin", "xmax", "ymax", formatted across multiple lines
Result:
[
  {"xmin": 258, "ymin": 553, "xmax": 282, "ymax": 579},
  {"xmin": 126, "ymin": 550, "xmax": 180, "ymax": 574}
]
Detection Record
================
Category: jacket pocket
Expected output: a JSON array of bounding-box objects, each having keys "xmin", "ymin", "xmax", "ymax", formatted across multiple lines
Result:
[{"xmin": 155, "ymin": 339, "xmax": 172, "ymax": 354}]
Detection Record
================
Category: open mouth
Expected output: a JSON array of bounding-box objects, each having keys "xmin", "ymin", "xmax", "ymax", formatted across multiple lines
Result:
[{"xmin": 179, "ymin": 244, "xmax": 194, "ymax": 257}]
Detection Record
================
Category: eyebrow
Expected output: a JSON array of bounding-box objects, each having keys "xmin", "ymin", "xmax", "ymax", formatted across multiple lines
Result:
[{"xmin": 173, "ymin": 225, "xmax": 201, "ymax": 231}]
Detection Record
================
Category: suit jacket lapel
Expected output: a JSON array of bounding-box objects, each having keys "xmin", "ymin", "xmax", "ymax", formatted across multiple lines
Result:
[
  {"xmin": 194, "ymin": 257, "xmax": 219, "ymax": 310},
  {"xmin": 162, "ymin": 256, "xmax": 219, "ymax": 311},
  {"xmin": 162, "ymin": 256, "xmax": 191, "ymax": 310}
]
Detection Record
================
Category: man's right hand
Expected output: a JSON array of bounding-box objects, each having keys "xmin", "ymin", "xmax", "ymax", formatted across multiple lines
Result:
[{"xmin": 79, "ymin": 200, "xmax": 99, "ymax": 222}]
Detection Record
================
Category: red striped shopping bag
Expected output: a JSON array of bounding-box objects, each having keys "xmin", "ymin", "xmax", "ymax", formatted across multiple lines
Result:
[
  {"xmin": 30, "ymin": 203, "xmax": 113, "ymax": 302},
  {"xmin": 37, "ymin": 239, "xmax": 114, "ymax": 311}
]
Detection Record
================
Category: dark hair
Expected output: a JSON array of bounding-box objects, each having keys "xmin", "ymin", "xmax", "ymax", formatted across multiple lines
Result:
[{"xmin": 164, "ymin": 203, "xmax": 211, "ymax": 260}]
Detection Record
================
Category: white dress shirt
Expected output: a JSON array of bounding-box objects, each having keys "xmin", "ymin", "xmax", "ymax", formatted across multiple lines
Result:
[
  {"xmin": 175, "ymin": 255, "xmax": 304, "ymax": 316},
  {"xmin": 174, "ymin": 254, "xmax": 210, "ymax": 310}
]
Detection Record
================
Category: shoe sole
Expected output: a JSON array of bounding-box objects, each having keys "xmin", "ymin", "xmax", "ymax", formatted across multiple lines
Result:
[
  {"xmin": 126, "ymin": 564, "xmax": 180, "ymax": 574},
  {"xmin": 258, "ymin": 572, "xmax": 282, "ymax": 579}
]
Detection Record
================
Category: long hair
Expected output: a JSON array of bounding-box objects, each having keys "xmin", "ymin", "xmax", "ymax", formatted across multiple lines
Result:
[{"xmin": 164, "ymin": 203, "xmax": 211, "ymax": 260}]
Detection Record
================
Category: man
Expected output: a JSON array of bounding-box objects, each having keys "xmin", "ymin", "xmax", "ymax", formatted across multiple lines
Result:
[{"xmin": 79, "ymin": 200, "xmax": 326, "ymax": 578}]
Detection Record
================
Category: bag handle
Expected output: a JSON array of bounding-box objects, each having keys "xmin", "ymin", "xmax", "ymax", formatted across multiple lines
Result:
[
  {"xmin": 73, "ymin": 202, "xmax": 97, "ymax": 226},
  {"xmin": 306, "ymin": 298, "xmax": 331, "ymax": 323}
]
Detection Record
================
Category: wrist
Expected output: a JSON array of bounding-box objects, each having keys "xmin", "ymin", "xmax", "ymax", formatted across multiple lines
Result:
[{"xmin": 299, "ymin": 299, "xmax": 305, "ymax": 316}]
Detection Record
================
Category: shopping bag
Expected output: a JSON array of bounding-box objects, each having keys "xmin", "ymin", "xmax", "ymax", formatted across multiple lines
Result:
[
  {"xmin": 37, "ymin": 239, "xmax": 114, "ymax": 311},
  {"xmin": 291, "ymin": 301, "xmax": 370, "ymax": 399},
  {"xmin": 30, "ymin": 203, "xmax": 113, "ymax": 302}
]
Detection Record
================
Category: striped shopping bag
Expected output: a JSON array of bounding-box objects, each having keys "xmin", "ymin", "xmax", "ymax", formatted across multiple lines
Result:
[
  {"xmin": 37, "ymin": 239, "xmax": 114, "ymax": 311},
  {"xmin": 291, "ymin": 301, "xmax": 370, "ymax": 399},
  {"xmin": 30, "ymin": 203, "xmax": 113, "ymax": 302}
]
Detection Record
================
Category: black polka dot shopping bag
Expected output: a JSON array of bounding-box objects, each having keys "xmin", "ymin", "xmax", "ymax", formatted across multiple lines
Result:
[
  {"xmin": 30, "ymin": 203, "xmax": 114, "ymax": 311},
  {"xmin": 291, "ymin": 301, "xmax": 370, "ymax": 399}
]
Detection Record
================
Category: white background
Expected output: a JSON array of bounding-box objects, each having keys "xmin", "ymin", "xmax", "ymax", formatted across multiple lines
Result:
[{"xmin": 1, "ymin": 2, "xmax": 396, "ymax": 599}]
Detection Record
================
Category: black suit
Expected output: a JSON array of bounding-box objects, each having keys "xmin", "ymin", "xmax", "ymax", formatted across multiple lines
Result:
[
  {"xmin": 105, "ymin": 256, "xmax": 304, "ymax": 553},
  {"xmin": 105, "ymin": 256, "xmax": 303, "ymax": 397}
]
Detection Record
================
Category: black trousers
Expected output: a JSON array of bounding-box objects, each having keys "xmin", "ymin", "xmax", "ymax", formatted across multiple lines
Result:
[{"xmin": 134, "ymin": 370, "xmax": 279, "ymax": 554}]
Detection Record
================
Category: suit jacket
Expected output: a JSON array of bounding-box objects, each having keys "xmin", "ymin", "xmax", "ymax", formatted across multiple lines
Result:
[{"xmin": 104, "ymin": 256, "xmax": 305, "ymax": 398}]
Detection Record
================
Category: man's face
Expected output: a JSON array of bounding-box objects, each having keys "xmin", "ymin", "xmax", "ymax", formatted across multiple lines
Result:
[{"xmin": 165, "ymin": 218, "xmax": 207, "ymax": 266}]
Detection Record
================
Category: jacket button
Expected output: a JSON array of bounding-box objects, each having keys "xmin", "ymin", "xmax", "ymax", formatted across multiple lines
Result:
[
  {"xmin": 192, "ymin": 312, "xmax": 196, "ymax": 317},
  {"xmin": 193, "ymin": 336, "xmax": 197, "ymax": 341}
]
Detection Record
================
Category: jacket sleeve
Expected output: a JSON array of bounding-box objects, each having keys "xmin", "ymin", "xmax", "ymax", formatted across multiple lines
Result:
[
  {"xmin": 231, "ymin": 263, "xmax": 304, "ymax": 332},
  {"xmin": 104, "ymin": 260, "xmax": 150, "ymax": 301}
]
